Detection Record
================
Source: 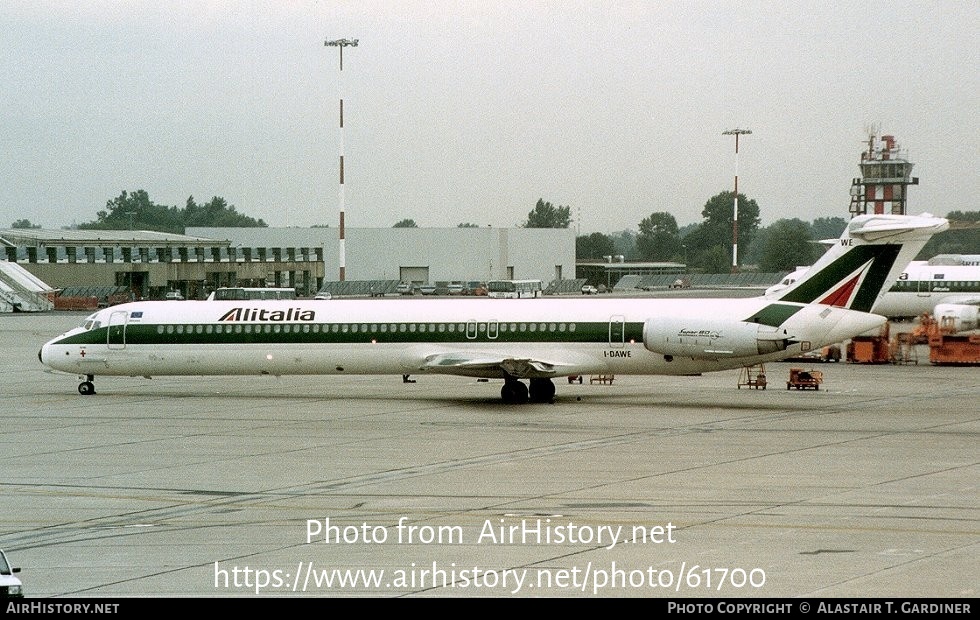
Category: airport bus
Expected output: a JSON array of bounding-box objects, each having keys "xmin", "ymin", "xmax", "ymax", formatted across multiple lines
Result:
[
  {"xmin": 207, "ymin": 287, "xmax": 298, "ymax": 301},
  {"xmin": 486, "ymin": 279, "xmax": 543, "ymax": 299}
]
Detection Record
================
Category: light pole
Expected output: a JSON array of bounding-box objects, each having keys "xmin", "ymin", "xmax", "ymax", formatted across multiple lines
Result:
[
  {"xmin": 722, "ymin": 128, "xmax": 751, "ymax": 273},
  {"xmin": 325, "ymin": 37, "xmax": 358, "ymax": 281}
]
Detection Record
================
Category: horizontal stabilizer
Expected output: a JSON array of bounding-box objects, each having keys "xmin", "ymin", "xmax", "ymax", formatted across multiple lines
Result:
[{"xmin": 848, "ymin": 213, "xmax": 949, "ymax": 241}]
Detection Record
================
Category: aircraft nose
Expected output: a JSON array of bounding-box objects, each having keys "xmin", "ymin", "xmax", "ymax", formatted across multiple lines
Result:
[{"xmin": 38, "ymin": 342, "xmax": 52, "ymax": 367}]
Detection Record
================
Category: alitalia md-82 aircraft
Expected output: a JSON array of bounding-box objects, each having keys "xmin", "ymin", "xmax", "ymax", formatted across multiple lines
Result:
[{"xmin": 40, "ymin": 213, "xmax": 947, "ymax": 403}]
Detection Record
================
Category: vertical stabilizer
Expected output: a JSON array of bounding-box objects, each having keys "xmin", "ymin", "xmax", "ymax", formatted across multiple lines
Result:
[{"xmin": 772, "ymin": 213, "xmax": 948, "ymax": 312}]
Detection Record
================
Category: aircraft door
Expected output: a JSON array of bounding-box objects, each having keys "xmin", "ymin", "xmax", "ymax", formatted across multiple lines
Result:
[
  {"xmin": 917, "ymin": 276, "xmax": 931, "ymax": 298},
  {"xmin": 466, "ymin": 320, "xmax": 478, "ymax": 339},
  {"xmin": 486, "ymin": 320, "xmax": 499, "ymax": 339},
  {"xmin": 608, "ymin": 315, "xmax": 625, "ymax": 348},
  {"xmin": 107, "ymin": 310, "xmax": 128, "ymax": 350}
]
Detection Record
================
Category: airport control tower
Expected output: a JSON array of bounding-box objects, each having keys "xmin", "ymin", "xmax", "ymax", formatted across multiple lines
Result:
[{"xmin": 849, "ymin": 132, "xmax": 919, "ymax": 217}]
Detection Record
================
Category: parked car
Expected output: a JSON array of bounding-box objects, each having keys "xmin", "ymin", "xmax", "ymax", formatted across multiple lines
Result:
[
  {"xmin": 164, "ymin": 291, "xmax": 185, "ymax": 301},
  {"xmin": 0, "ymin": 549, "xmax": 23, "ymax": 599},
  {"xmin": 447, "ymin": 283, "xmax": 464, "ymax": 295},
  {"xmin": 581, "ymin": 284, "xmax": 598, "ymax": 295},
  {"xmin": 314, "ymin": 292, "xmax": 332, "ymax": 300},
  {"xmin": 419, "ymin": 284, "xmax": 437, "ymax": 295},
  {"xmin": 396, "ymin": 282, "xmax": 414, "ymax": 295}
]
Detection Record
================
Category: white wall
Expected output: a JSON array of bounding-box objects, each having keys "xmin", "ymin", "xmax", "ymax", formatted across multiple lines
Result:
[{"xmin": 188, "ymin": 227, "xmax": 575, "ymax": 284}]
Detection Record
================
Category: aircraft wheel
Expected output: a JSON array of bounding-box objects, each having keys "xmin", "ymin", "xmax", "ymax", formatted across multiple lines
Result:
[
  {"xmin": 78, "ymin": 381, "xmax": 96, "ymax": 395},
  {"xmin": 501, "ymin": 380, "xmax": 529, "ymax": 404},
  {"xmin": 529, "ymin": 378, "xmax": 556, "ymax": 403}
]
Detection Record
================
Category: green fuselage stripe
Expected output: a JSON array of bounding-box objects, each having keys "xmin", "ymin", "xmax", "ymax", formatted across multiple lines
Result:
[{"xmin": 742, "ymin": 303, "xmax": 803, "ymax": 327}]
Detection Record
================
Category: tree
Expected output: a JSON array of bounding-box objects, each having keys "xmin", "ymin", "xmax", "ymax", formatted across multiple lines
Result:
[
  {"xmin": 918, "ymin": 210, "xmax": 980, "ymax": 259},
  {"xmin": 11, "ymin": 219, "xmax": 40, "ymax": 229},
  {"xmin": 809, "ymin": 216, "xmax": 847, "ymax": 241},
  {"xmin": 576, "ymin": 232, "xmax": 616, "ymax": 260},
  {"xmin": 183, "ymin": 196, "xmax": 266, "ymax": 228},
  {"xmin": 700, "ymin": 191, "xmax": 762, "ymax": 265},
  {"xmin": 700, "ymin": 245, "xmax": 731, "ymax": 274},
  {"xmin": 523, "ymin": 198, "xmax": 572, "ymax": 228},
  {"xmin": 757, "ymin": 219, "xmax": 818, "ymax": 272},
  {"xmin": 636, "ymin": 212, "xmax": 682, "ymax": 261},
  {"xmin": 457, "ymin": 223, "xmax": 479, "ymax": 228},
  {"xmin": 681, "ymin": 223, "xmax": 743, "ymax": 272},
  {"xmin": 78, "ymin": 189, "xmax": 182, "ymax": 233},
  {"xmin": 76, "ymin": 190, "xmax": 266, "ymax": 234},
  {"xmin": 610, "ymin": 229, "xmax": 639, "ymax": 260},
  {"xmin": 393, "ymin": 219, "xmax": 418, "ymax": 228}
]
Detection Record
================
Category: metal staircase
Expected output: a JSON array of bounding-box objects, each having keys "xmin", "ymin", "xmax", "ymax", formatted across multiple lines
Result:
[{"xmin": 0, "ymin": 262, "xmax": 55, "ymax": 312}]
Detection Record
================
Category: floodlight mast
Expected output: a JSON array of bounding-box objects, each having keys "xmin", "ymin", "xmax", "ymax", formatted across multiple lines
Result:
[
  {"xmin": 325, "ymin": 38, "xmax": 358, "ymax": 281},
  {"xmin": 722, "ymin": 128, "xmax": 751, "ymax": 273}
]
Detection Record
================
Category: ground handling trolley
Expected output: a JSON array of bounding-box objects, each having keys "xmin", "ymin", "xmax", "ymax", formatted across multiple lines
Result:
[{"xmin": 787, "ymin": 368, "xmax": 823, "ymax": 390}]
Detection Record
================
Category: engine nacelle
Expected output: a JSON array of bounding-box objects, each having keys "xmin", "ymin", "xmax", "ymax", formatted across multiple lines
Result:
[
  {"xmin": 643, "ymin": 317, "xmax": 793, "ymax": 359},
  {"xmin": 934, "ymin": 304, "xmax": 978, "ymax": 332}
]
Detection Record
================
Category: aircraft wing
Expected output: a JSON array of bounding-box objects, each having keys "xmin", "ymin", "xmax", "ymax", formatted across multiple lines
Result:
[
  {"xmin": 952, "ymin": 295, "xmax": 980, "ymax": 306},
  {"xmin": 419, "ymin": 350, "xmax": 591, "ymax": 379}
]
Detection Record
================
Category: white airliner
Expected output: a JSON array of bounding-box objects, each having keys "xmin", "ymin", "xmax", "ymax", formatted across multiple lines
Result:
[
  {"xmin": 767, "ymin": 255, "xmax": 980, "ymax": 320},
  {"xmin": 40, "ymin": 213, "xmax": 948, "ymax": 403}
]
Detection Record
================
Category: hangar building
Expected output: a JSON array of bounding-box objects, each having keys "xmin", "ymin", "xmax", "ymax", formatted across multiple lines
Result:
[{"xmin": 188, "ymin": 226, "xmax": 575, "ymax": 289}]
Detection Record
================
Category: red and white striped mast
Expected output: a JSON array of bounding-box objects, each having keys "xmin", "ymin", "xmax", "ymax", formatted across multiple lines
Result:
[
  {"xmin": 722, "ymin": 128, "xmax": 751, "ymax": 273},
  {"xmin": 325, "ymin": 37, "xmax": 358, "ymax": 281}
]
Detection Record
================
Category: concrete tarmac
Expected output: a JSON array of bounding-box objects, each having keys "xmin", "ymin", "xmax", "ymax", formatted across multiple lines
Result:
[{"xmin": 1, "ymin": 312, "xmax": 976, "ymax": 598}]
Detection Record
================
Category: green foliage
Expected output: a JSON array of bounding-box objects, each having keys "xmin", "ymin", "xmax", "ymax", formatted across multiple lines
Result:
[
  {"xmin": 393, "ymin": 219, "xmax": 418, "ymax": 228},
  {"xmin": 636, "ymin": 212, "xmax": 682, "ymax": 261},
  {"xmin": 808, "ymin": 216, "xmax": 847, "ymax": 241},
  {"xmin": 576, "ymin": 232, "xmax": 616, "ymax": 259},
  {"xmin": 757, "ymin": 219, "xmax": 818, "ymax": 272},
  {"xmin": 700, "ymin": 245, "xmax": 731, "ymax": 274},
  {"xmin": 679, "ymin": 222, "xmax": 725, "ymax": 270},
  {"xmin": 611, "ymin": 230, "xmax": 639, "ymax": 260},
  {"xmin": 11, "ymin": 219, "xmax": 40, "ymax": 229},
  {"xmin": 700, "ymin": 191, "xmax": 761, "ymax": 264},
  {"xmin": 457, "ymin": 222, "xmax": 480, "ymax": 228},
  {"xmin": 76, "ymin": 190, "xmax": 266, "ymax": 234},
  {"xmin": 918, "ymin": 210, "xmax": 980, "ymax": 259},
  {"xmin": 523, "ymin": 198, "xmax": 572, "ymax": 228},
  {"xmin": 183, "ymin": 196, "xmax": 266, "ymax": 228}
]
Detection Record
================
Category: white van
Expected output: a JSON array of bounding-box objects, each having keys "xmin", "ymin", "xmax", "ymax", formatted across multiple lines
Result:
[{"xmin": 0, "ymin": 549, "xmax": 23, "ymax": 599}]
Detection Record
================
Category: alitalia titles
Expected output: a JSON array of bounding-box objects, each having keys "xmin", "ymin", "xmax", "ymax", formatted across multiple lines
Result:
[{"xmin": 218, "ymin": 307, "xmax": 316, "ymax": 322}]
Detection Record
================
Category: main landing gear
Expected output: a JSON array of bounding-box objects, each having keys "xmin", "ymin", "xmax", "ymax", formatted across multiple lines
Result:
[
  {"xmin": 500, "ymin": 378, "xmax": 555, "ymax": 404},
  {"xmin": 78, "ymin": 374, "xmax": 96, "ymax": 395}
]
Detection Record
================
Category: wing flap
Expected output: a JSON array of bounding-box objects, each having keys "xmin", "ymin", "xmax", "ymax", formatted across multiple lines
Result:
[{"xmin": 419, "ymin": 351, "xmax": 586, "ymax": 379}]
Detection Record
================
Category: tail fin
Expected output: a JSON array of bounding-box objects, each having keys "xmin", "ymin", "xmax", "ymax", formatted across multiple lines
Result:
[{"xmin": 771, "ymin": 213, "xmax": 949, "ymax": 312}]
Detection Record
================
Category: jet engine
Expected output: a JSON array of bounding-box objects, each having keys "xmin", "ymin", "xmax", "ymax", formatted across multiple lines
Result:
[{"xmin": 643, "ymin": 317, "xmax": 793, "ymax": 359}]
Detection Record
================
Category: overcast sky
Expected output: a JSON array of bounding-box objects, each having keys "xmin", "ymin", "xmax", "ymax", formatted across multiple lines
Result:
[{"xmin": 2, "ymin": 1, "xmax": 977, "ymax": 234}]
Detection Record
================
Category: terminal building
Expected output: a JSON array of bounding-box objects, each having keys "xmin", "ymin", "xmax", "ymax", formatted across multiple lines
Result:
[{"xmin": 0, "ymin": 228, "xmax": 324, "ymax": 303}]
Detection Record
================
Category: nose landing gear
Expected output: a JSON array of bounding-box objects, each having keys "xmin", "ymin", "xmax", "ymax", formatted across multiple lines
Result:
[{"xmin": 78, "ymin": 375, "xmax": 96, "ymax": 395}]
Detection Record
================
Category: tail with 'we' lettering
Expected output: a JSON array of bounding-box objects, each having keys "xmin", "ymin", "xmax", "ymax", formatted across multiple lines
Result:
[{"xmin": 770, "ymin": 213, "xmax": 948, "ymax": 313}]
